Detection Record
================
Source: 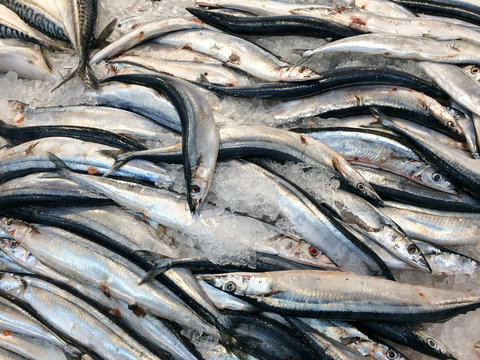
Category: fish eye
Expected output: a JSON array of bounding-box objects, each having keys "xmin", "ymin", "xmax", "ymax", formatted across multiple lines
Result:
[
  {"xmin": 308, "ymin": 246, "xmax": 320, "ymax": 257},
  {"xmin": 9, "ymin": 240, "xmax": 19, "ymax": 249},
  {"xmin": 386, "ymin": 350, "xmax": 398, "ymax": 359},
  {"xmin": 427, "ymin": 338, "xmax": 437, "ymax": 348},
  {"xmin": 6, "ymin": 219, "xmax": 14, "ymax": 225},
  {"xmin": 447, "ymin": 121, "xmax": 456, "ymax": 128},
  {"xmin": 223, "ymin": 281, "xmax": 236, "ymax": 293},
  {"xmin": 356, "ymin": 183, "xmax": 366, "ymax": 192},
  {"xmin": 408, "ymin": 244, "xmax": 419, "ymax": 255},
  {"xmin": 431, "ymin": 173, "xmax": 442, "ymax": 182},
  {"xmin": 191, "ymin": 185, "xmax": 201, "ymax": 194},
  {"xmin": 471, "ymin": 67, "xmax": 480, "ymax": 75}
]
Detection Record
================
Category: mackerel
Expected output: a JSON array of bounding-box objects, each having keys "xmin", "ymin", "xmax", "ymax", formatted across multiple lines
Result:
[{"xmin": 202, "ymin": 270, "xmax": 480, "ymax": 321}]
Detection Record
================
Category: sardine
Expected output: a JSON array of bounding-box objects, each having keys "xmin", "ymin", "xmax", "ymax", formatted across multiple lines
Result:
[
  {"xmin": 202, "ymin": 270, "xmax": 480, "ymax": 321},
  {"xmin": 0, "ymin": 39, "xmax": 54, "ymax": 80},
  {"xmin": 154, "ymin": 29, "xmax": 320, "ymax": 82},
  {"xmin": 303, "ymin": 34, "xmax": 480, "ymax": 65}
]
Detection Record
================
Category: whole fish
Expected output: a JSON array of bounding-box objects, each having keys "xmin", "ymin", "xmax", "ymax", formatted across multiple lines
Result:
[
  {"xmin": 0, "ymin": 137, "xmax": 173, "ymax": 185},
  {"xmin": 154, "ymin": 29, "xmax": 321, "ymax": 82},
  {"xmin": 108, "ymin": 55, "xmax": 249, "ymax": 87},
  {"xmin": 103, "ymin": 74, "xmax": 220, "ymax": 214},
  {"xmin": 291, "ymin": 7, "xmax": 480, "ymax": 45},
  {"xmin": 7, "ymin": 103, "xmax": 172, "ymax": 143},
  {"xmin": 187, "ymin": 8, "xmax": 361, "ymax": 39},
  {"xmin": 267, "ymin": 85, "xmax": 463, "ymax": 137},
  {"xmin": 0, "ymin": 219, "xmax": 216, "ymax": 334},
  {"xmin": 0, "ymin": 0, "xmax": 68, "ymax": 41},
  {"xmin": 380, "ymin": 201, "xmax": 480, "ymax": 246},
  {"xmin": 89, "ymin": 17, "xmax": 214, "ymax": 64},
  {"xmin": 0, "ymin": 4, "xmax": 67, "ymax": 49},
  {"xmin": 0, "ymin": 273, "xmax": 164, "ymax": 360},
  {"xmin": 111, "ymin": 124, "xmax": 382, "ymax": 203},
  {"xmin": 52, "ymin": 0, "xmax": 98, "ymax": 89},
  {"xmin": 0, "ymin": 39, "xmax": 54, "ymax": 80},
  {"xmin": 202, "ymin": 270, "xmax": 480, "ymax": 322},
  {"xmin": 302, "ymin": 34, "xmax": 480, "ymax": 65}
]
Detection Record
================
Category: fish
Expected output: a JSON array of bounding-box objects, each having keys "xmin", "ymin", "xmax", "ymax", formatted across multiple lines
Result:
[
  {"xmin": 154, "ymin": 29, "xmax": 321, "ymax": 82},
  {"xmin": 89, "ymin": 17, "xmax": 214, "ymax": 64},
  {"xmin": 302, "ymin": 34, "xmax": 480, "ymax": 65},
  {"xmin": 202, "ymin": 270, "xmax": 480, "ymax": 321},
  {"xmin": 267, "ymin": 85, "xmax": 463, "ymax": 137},
  {"xmin": 52, "ymin": 0, "xmax": 99, "ymax": 89},
  {"xmin": 0, "ymin": 272, "xmax": 164, "ymax": 360},
  {"xmin": 0, "ymin": 331, "xmax": 70, "ymax": 360},
  {"xmin": 0, "ymin": 0, "xmax": 68, "ymax": 41},
  {"xmin": 187, "ymin": 8, "xmax": 361, "ymax": 39},
  {"xmin": 0, "ymin": 39, "xmax": 54, "ymax": 80},
  {"xmin": 103, "ymin": 74, "xmax": 220, "ymax": 214}
]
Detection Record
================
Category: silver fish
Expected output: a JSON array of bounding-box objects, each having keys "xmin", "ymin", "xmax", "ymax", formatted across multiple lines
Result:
[
  {"xmin": 0, "ymin": 39, "xmax": 54, "ymax": 80},
  {"xmin": 303, "ymin": 34, "xmax": 480, "ymax": 64},
  {"xmin": 0, "ymin": 331, "xmax": 69, "ymax": 360},
  {"xmin": 0, "ymin": 273, "xmax": 163, "ymax": 360},
  {"xmin": 154, "ymin": 29, "xmax": 320, "ymax": 82},
  {"xmin": 122, "ymin": 43, "xmax": 223, "ymax": 64},
  {"xmin": 202, "ymin": 270, "xmax": 480, "ymax": 321}
]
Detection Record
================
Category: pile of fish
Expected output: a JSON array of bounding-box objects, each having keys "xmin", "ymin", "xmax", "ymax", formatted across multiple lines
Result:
[{"xmin": 1, "ymin": 0, "xmax": 480, "ymax": 359}]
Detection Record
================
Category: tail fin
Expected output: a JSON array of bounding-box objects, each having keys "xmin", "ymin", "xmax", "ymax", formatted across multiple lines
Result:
[
  {"xmin": 51, "ymin": 62, "xmax": 99, "ymax": 92},
  {"xmin": 47, "ymin": 152, "xmax": 71, "ymax": 178}
]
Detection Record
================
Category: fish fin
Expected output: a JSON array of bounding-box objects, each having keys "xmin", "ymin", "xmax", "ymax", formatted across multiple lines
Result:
[
  {"xmin": 102, "ymin": 160, "xmax": 128, "ymax": 178},
  {"xmin": 138, "ymin": 260, "xmax": 173, "ymax": 285},
  {"xmin": 370, "ymin": 107, "xmax": 394, "ymax": 128},
  {"xmin": 51, "ymin": 66, "xmax": 79, "ymax": 92},
  {"xmin": 97, "ymin": 149, "xmax": 124, "ymax": 159},
  {"xmin": 47, "ymin": 152, "xmax": 72, "ymax": 177},
  {"xmin": 40, "ymin": 47, "xmax": 53, "ymax": 71},
  {"xmin": 84, "ymin": 64, "xmax": 99, "ymax": 89},
  {"xmin": 133, "ymin": 250, "xmax": 167, "ymax": 262},
  {"xmin": 93, "ymin": 18, "xmax": 118, "ymax": 48}
]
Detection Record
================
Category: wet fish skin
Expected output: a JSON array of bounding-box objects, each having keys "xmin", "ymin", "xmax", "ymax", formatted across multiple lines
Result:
[
  {"xmin": 202, "ymin": 270, "xmax": 480, "ymax": 322},
  {"xmin": 0, "ymin": 331, "xmax": 69, "ymax": 360}
]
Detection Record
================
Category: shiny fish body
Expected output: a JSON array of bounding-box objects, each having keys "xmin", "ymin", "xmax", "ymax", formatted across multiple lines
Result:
[
  {"xmin": 381, "ymin": 201, "xmax": 480, "ymax": 246},
  {"xmin": 122, "ymin": 43, "xmax": 223, "ymax": 64},
  {"xmin": 0, "ymin": 331, "xmax": 68, "ymax": 360},
  {"xmin": 0, "ymin": 273, "xmax": 163, "ymax": 360},
  {"xmin": 380, "ymin": 118, "xmax": 480, "ymax": 196},
  {"xmin": 303, "ymin": 128, "xmax": 456, "ymax": 194},
  {"xmin": 303, "ymin": 34, "xmax": 480, "ymax": 65},
  {"xmin": 0, "ymin": 220, "xmax": 215, "ymax": 334},
  {"xmin": 7, "ymin": 104, "xmax": 172, "ymax": 143},
  {"xmin": 0, "ymin": 241, "xmax": 201, "ymax": 360},
  {"xmin": 0, "ymin": 251, "xmax": 33, "ymax": 273},
  {"xmin": 86, "ymin": 82, "xmax": 181, "ymax": 132},
  {"xmin": 0, "ymin": 172, "xmax": 111, "ymax": 208},
  {"xmin": 0, "ymin": 39, "xmax": 53, "ymax": 80},
  {"xmin": 109, "ymin": 55, "xmax": 249, "ymax": 86},
  {"xmin": 104, "ymin": 74, "xmax": 220, "ymax": 213},
  {"xmin": 202, "ymin": 270, "xmax": 480, "ymax": 321},
  {"xmin": 268, "ymin": 85, "xmax": 463, "ymax": 136},
  {"xmin": 0, "ymin": 137, "xmax": 173, "ymax": 185},
  {"xmin": 292, "ymin": 7, "xmax": 480, "ymax": 45},
  {"xmin": 356, "ymin": 166, "xmax": 480, "ymax": 212},
  {"xmin": 0, "ymin": 347, "xmax": 31, "ymax": 360},
  {"xmin": 301, "ymin": 318, "xmax": 407, "ymax": 360},
  {"xmin": 89, "ymin": 17, "xmax": 213, "ymax": 64},
  {"xmin": 115, "ymin": 124, "xmax": 381, "ymax": 202},
  {"xmin": 0, "ymin": 4, "xmax": 66, "ymax": 49},
  {"xmin": 154, "ymin": 29, "xmax": 320, "ymax": 82},
  {"xmin": 0, "ymin": 295, "xmax": 78, "ymax": 356},
  {"xmin": 0, "ymin": 0, "xmax": 68, "ymax": 41}
]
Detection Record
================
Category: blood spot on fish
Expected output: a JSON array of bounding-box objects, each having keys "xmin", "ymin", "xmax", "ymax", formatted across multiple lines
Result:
[
  {"xmin": 131, "ymin": 23, "xmax": 140, "ymax": 29},
  {"xmin": 128, "ymin": 304, "xmax": 147, "ymax": 318},
  {"xmin": 138, "ymin": 31, "xmax": 144, "ymax": 40},
  {"xmin": 204, "ymin": 72, "xmax": 208, "ymax": 76},
  {"xmin": 142, "ymin": 213, "xmax": 147, "ymax": 220},
  {"xmin": 3, "ymin": 330, "xmax": 11, "ymax": 336},
  {"xmin": 354, "ymin": 95, "xmax": 361, "ymax": 106},
  {"xmin": 24, "ymin": 141, "xmax": 39, "ymax": 156},
  {"xmin": 109, "ymin": 309, "xmax": 122, "ymax": 319},
  {"xmin": 228, "ymin": 54, "xmax": 240, "ymax": 64},
  {"xmin": 14, "ymin": 113, "xmax": 24, "ymax": 123},
  {"xmin": 350, "ymin": 17, "xmax": 366, "ymax": 26},
  {"xmin": 228, "ymin": 83, "xmax": 235, "ymax": 87},
  {"xmin": 391, "ymin": 87, "xmax": 397, "ymax": 91},
  {"xmin": 419, "ymin": 292, "xmax": 424, "ymax": 297},
  {"xmin": 87, "ymin": 167, "xmax": 99, "ymax": 175},
  {"xmin": 182, "ymin": 44, "xmax": 193, "ymax": 51},
  {"xmin": 300, "ymin": 135, "xmax": 308, "ymax": 145},
  {"xmin": 99, "ymin": 285, "xmax": 111, "ymax": 298}
]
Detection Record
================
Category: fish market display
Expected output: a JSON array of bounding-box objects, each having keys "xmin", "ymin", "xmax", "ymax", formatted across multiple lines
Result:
[{"xmin": 1, "ymin": 0, "xmax": 480, "ymax": 359}]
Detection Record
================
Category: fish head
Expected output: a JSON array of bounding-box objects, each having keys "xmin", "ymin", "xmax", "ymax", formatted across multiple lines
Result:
[
  {"xmin": 201, "ymin": 273, "xmax": 272, "ymax": 297},
  {"xmin": 276, "ymin": 65, "xmax": 321, "ymax": 82},
  {"xmin": 411, "ymin": 167, "xmax": 457, "ymax": 195},
  {"xmin": 463, "ymin": 65, "xmax": 480, "ymax": 82},
  {"xmin": 259, "ymin": 235, "xmax": 338, "ymax": 270},
  {"xmin": 0, "ymin": 238, "xmax": 34, "ymax": 268},
  {"xmin": 0, "ymin": 217, "xmax": 33, "ymax": 240},
  {"xmin": 188, "ymin": 164, "xmax": 213, "ymax": 214},
  {"xmin": 0, "ymin": 272, "xmax": 27, "ymax": 297}
]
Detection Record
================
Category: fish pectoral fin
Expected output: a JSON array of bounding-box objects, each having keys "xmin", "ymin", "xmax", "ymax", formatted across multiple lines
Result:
[{"xmin": 134, "ymin": 250, "xmax": 168, "ymax": 263}]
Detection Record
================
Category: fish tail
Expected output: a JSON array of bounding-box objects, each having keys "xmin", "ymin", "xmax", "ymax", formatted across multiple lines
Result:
[
  {"xmin": 51, "ymin": 62, "xmax": 99, "ymax": 92},
  {"xmin": 138, "ymin": 258, "xmax": 174, "ymax": 285},
  {"xmin": 47, "ymin": 152, "xmax": 71, "ymax": 178}
]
